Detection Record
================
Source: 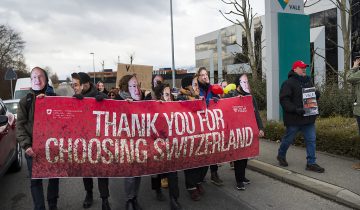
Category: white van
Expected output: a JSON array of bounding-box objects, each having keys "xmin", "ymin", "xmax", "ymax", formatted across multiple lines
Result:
[
  {"xmin": 13, "ymin": 78, "xmax": 31, "ymax": 99},
  {"xmin": 13, "ymin": 77, "xmax": 54, "ymax": 99}
]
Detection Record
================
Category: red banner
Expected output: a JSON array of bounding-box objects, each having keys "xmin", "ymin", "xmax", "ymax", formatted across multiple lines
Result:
[{"xmin": 32, "ymin": 96, "xmax": 259, "ymax": 178}]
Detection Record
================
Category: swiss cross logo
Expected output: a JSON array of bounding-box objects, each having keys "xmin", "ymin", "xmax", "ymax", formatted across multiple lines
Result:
[{"xmin": 278, "ymin": 0, "xmax": 289, "ymax": 9}]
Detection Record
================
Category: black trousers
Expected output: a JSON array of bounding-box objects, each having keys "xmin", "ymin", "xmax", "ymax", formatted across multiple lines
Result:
[
  {"xmin": 151, "ymin": 172, "xmax": 179, "ymax": 199},
  {"xmin": 184, "ymin": 166, "xmax": 208, "ymax": 190},
  {"xmin": 26, "ymin": 155, "xmax": 59, "ymax": 210},
  {"xmin": 234, "ymin": 159, "xmax": 248, "ymax": 184},
  {"xmin": 83, "ymin": 178, "xmax": 109, "ymax": 198},
  {"xmin": 210, "ymin": 164, "xmax": 218, "ymax": 172}
]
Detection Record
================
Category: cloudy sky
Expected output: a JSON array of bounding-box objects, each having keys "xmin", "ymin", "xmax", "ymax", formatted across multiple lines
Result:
[{"xmin": 0, "ymin": 0, "xmax": 265, "ymax": 79}]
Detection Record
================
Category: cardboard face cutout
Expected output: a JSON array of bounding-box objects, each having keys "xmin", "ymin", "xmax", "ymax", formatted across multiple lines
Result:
[
  {"xmin": 163, "ymin": 87, "xmax": 172, "ymax": 101},
  {"xmin": 31, "ymin": 69, "xmax": 47, "ymax": 91},
  {"xmin": 192, "ymin": 77, "xmax": 200, "ymax": 95},
  {"xmin": 239, "ymin": 74, "xmax": 250, "ymax": 93},
  {"xmin": 128, "ymin": 77, "xmax": 142, "ymax": 100}
]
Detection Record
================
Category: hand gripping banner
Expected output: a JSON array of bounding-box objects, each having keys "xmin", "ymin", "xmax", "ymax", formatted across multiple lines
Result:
[{"xmin": 32, "ymin": 96, "xmax": 259, "ymax": 178}]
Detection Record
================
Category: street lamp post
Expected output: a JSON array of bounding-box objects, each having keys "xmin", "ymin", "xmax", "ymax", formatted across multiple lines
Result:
[
  {"xmin": 170, "ymin": 0, "xmax": 176, "ymax": 88},
  {"xmin": 90, "ymin": 52, "xmax": 95, "ymax": 84}
]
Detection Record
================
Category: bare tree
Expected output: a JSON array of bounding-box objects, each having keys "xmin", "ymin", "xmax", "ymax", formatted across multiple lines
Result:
[
  {"xmin": 330, "ymin": 0, "xmax": 352, "ymax": 85},
  {"xmin": 0, "ymin": 24, "xmax": 26, "ymax": 99},
  {"xmin": 0, "ymin": 24, "xmax": 25, "ymax": 71},
  {"xmin": 220, "ymin": 0, "xmax": 259, "ymax": 80},
  {"xmin": 318, "ymin": 0, "xmax": 358, "ymax": 85}
]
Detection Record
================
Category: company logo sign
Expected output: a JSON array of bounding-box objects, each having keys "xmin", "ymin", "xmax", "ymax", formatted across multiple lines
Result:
[
  {"xmin": 278, "ymin": 0, "xmax": 302, "ymax": 11},
  {"xmin": 278, "ymin": 0, "xmax": 289, "ymax": 9}
]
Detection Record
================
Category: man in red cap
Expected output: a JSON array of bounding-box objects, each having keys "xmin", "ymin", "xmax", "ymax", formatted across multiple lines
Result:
[{"xmin": 277, "ymin": 60, "xmax": 325, "ymax": 173}]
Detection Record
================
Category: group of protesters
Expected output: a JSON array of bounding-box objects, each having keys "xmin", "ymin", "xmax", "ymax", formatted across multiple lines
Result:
[{"xmin": 17, "ymin": 59, "xmax": 337, "ymax": 210}]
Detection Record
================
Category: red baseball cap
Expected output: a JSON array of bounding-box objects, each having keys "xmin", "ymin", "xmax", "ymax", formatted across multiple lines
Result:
[{"xmin": 292, "ymin": 60, "xmax": 309, "ymax": 70}]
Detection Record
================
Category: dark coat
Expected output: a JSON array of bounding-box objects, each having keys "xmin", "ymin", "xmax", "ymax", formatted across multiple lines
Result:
[
  {"xmin": 83, "ymin": 83, "xmax": 107, "ymax": 98},
  {"xmin": 280, "ymin": 70, "xmax": 319, "ymax": 126},
  {"xmin": 16, "ymin": 85, "xmax": 56, "ymax": 150}
]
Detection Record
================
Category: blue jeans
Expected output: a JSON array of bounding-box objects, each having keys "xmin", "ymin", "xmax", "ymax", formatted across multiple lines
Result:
[
  {"xmin": 278, "ymin": 123, "xmax": 317, "ymax": 164},
  {"xmin": 26, "ymin": 154, "xmax": 59, "ymax": 210}
]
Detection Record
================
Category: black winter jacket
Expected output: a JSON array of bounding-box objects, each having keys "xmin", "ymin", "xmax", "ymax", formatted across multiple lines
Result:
[
  {"xmin": 280, "ymin": 70, "xmax": 319, "ymax": 126},
  {"xmin": 83, "ymin": 83, "xmax": 107, "ymax": 98},
  {"xmin": 17, "ymin": 85, "xmax": 56, "ymax": 150}
]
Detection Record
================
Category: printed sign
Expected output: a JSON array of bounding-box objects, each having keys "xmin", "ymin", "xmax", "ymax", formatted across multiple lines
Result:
[
  {"xmin": 302, "ymin": 87, "xmax": 319, "ymax": 116},
  {"xmin": 32, "ymin": 96, "xmax": 259, "ymax": 178}
]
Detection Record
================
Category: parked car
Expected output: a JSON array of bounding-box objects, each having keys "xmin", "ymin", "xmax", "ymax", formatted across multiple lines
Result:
[
  {"xmin": 0, "ymin": 99, "xmax": 22, "ymax": 177},
  {"xmin": 3, "ymin": 99, "xmax": 20, "ymax": 118}
]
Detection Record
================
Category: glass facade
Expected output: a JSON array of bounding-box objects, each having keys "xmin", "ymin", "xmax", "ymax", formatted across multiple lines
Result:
[
  {"xmin": 352, "ymin": 0, "xmax": 360, "ymax": 60},
  {"xmin": 195, "ymin": 18, "xmax": 263, "ymax": 81},
  {"xmin": 310, "ymin": 8, "xmax": 338, "ymax": 83}
]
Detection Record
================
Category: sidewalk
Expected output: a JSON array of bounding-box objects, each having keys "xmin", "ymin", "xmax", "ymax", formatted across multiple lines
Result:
[{"xmin": 248, "ymin": 139, "xmax": 360, "ymax": 209}]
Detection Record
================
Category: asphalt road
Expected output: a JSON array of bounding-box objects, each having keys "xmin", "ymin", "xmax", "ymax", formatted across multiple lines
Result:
[{"xmin": 0, "ymin": 155, "xmax": 350, "ymax": 210}]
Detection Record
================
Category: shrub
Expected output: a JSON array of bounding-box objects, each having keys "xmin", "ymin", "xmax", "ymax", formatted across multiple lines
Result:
[
  {"xmin": 264, "ymin": 116, "xmax": 360, "ymax": 159},
  {"xmin": 317, "ymin": 84, "xmax": 353, "ymax": 117}
]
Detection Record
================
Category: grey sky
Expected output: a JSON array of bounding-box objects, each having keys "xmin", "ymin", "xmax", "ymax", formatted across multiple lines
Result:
[{"xmin": 0, "ymin": 0, "xmax": 265, "ymax": 79}]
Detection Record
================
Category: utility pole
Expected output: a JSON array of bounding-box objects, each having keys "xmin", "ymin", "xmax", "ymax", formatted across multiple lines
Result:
[
  {"xmin": 170, "ymin": 0, "xmax": 176, "ymax": 88},
  {"xmin": 90, "ymin": 52, "xmax": 95, "ymax": 84}
]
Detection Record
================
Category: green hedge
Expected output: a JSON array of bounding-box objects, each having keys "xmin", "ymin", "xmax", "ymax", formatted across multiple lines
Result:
[
  {"xmin": 317, "ymin": 85, "xmax": 354, "ymax": 117},
  {"xmin": 264, "ymin": 116, "xmax": 360, "ymax": 159}
]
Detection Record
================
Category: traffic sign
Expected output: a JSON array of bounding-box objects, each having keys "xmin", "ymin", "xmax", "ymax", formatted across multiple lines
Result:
[{"xmin": 5, "ymin": 68, "xmax": 17, "ymax": 80}]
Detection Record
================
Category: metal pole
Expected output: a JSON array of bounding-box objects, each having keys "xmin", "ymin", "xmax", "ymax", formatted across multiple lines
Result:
[
  {"xmin": 170, "ymin": 0, "xmax": 176, "ymax": 88},
  {"xmin": 90, "ymin": 52, "xmax": 95, "ymax": 84},
  {"xmin": 10, "ymin": 79, "xmax": 13, "ymax": 99}
]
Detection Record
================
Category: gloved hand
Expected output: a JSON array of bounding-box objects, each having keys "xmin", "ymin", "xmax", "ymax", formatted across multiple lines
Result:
[
  {"xmin": 73, "ymin": 94, "xmax": 84, "ymax": 100},
  {"xmin": 212, "ymin": 97, "xmax": 219, "ymax": 103},
  {"xmin": 95, "ymin": 94, "xmax": 104, "ymax": 101},
  {"xmin": 295, "ymin": 108, "xmax": 305, "ymax": 116}
]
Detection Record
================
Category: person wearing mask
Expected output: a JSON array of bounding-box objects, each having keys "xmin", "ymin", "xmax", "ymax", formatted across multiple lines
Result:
[
  {"xmin": 197, "ymin": 67, "xmax": 223, "ymax": 187},
  {"xmin": 348, "ymin": 55, "xmax": 360, "ymax": 170},
  {"xmin": 225, "ymin": 73, "xmax": 264, "ymax": 190},
  {"xmin": 97, "ymin": 81, "xmax": 109, "ymax": 95},
  {"xmin": 71, "ymin": 72, "xmax": 111, "ymax": 210},
  {"xmin": 178, "ymin": 75, "xmax": 207, "ymax": 201},
  {"xmin": 143, "ymin": 75, "xmax": 170, "ymax": 203},
  {"xmin": 144, "ymin": 74, "xmax": 164, "ymax": 100},
  {"xmin": 151, "ymin": 82, "xmax": 182, "ymax": 210},
  {"xmin": 17, "ymin": 67, "xmax": 59, "ymax": 210},
  {"xmin": 118, "ymin": 74, "xmax": 143, "ymax": 210},
  {"xmin": 276, "ymin": 61, "xmax": 324, "ymax": 173}
]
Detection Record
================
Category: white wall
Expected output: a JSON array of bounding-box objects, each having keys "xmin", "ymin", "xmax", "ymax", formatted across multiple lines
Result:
[{"xmin": 310, "ymin": 26, "xmax": 326, "ymax": 86}]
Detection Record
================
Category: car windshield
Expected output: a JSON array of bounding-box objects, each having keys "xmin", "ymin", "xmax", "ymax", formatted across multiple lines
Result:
[
  {"xmin": 14, "ymin": 90, "xmax": 30, "ymax": 100},
  {"xmin": 4, "ymin": 102, "xmax": 19, "ymax": 114}
]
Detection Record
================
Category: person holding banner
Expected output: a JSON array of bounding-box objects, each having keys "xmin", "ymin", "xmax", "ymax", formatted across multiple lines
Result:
[
  {"xmin": 277, "ymin": 60, "xmax": 324, "ymax": 173},
  {"xmin": 118, "ymin": 74, "xmax": 143, "ymax": 210},
  {"xmin": 144, "ymin": 74, "xmax": 164, "ymax": 100},
  {"xmin": 71, "ymin": 72, "xmax": 111, "ymax": 210},
  {"xmin": 151, "ymin": 82, "xmax": 182, "ymax": 210},
  {"xmin": 177, "ymin": 75, "xmax": 205, "ymax": 201},
  {"xmin": 197, "ymin": 67, "xmax": 223, "ymax": 187},
  {"xmin": 17, "ymin": 67, "xmax": 59, "ymax": 210},
  {"xmin": 225, "ymin": 73, "xmax": 264, "ymax": 190}
]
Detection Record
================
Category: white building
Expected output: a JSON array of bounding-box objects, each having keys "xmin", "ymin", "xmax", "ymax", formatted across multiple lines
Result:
[{"xmin": 195, "ymin": 0, "xmax": 360, "ymax": 86}]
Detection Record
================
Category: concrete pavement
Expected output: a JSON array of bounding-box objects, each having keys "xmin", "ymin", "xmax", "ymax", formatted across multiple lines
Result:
[{"xmin": 248, "ymin": 139, "xmax": 360, "ymax": 209}]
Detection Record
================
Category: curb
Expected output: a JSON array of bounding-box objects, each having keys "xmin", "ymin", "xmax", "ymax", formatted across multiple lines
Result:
[{"xmin": 247, "ymin": 159, "xmax": 360, "ymax": 210}]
